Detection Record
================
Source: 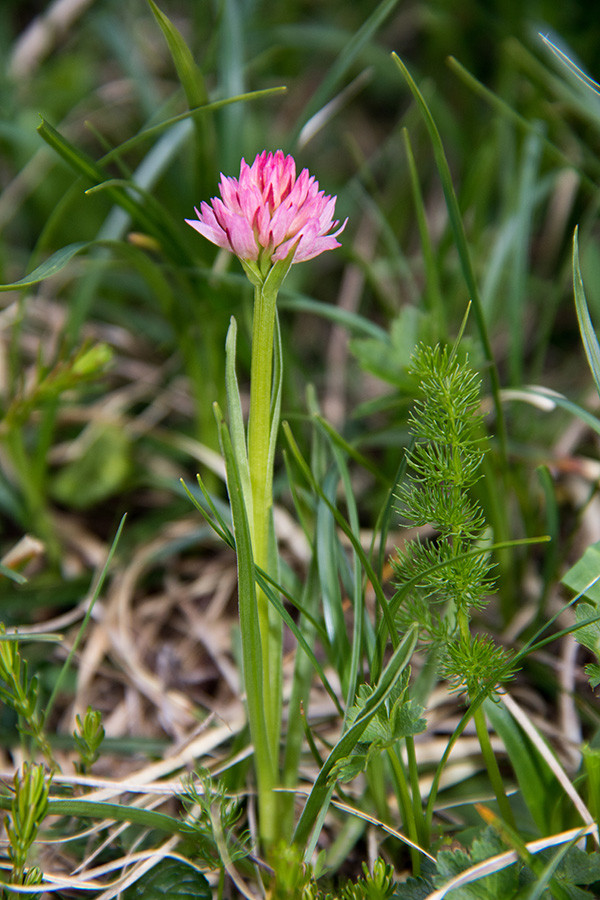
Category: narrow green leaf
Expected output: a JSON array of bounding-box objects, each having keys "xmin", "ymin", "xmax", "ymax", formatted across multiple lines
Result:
[
  {"xmin": 180, "ymin": 477, "xmax": 234, "ymax": 548},
  {"xmin": 255, "ymin": 569, "xmax": 344, "ymax": 717},
  {"xmin": 100, "ymin": 88, "xmax": 286, "ymax": 164},
  {"xmin": 316, "ymin": 469, "xmax": 352, "ymax": 679},
  {"xmin": 0, "ymin": 565, "xmax": 27, "ymax": 584},
  {"xmin": 214, "ymin": 404, "xmax": 275, "ymax": 823},
  {"xmin": 293, "ymin": 624, "xmax": 418, "ymax": 855},
  {"xmin": 279, "ymin": 294, "xmax": 389, "ymax": 340},
  {"xmin": 573, "ymin": 226, "xmax": 600, "ymax": 401},
  {"xmin": 147, "ymin": 0, "xmax": 216, "ymax": 192},
  {"xmin": 446, "ymin": 55, "xmax": 594, "ymax": 191},
  {"xmin": 484, "ymin": 698, "xmax": 556, "ymax": 836},
  {"xmin": 45, "ymin": 515, "xmax": 126, "ymax": 720},
  {"xmin": 0, "ymin": 631, "xmax": 62, "ymax": 642},
  {"xmin": 562, "ymin": 539, "xmax": 600, "ymax": 604},
  {"xmin": 224, "ymin": 318, "xmax": 252, "ymax": 522},
  {"xmin": 283, "ymin": 422, "xmax": 398, "ymax": 651},
  {"xmin": 37, "ymin": 118, "xmax": 163, "ymax": 242},
  {"xmin": 0, "ymin": 795, "xmax": 182, "ymax": 833},
  {"xmin": 292, "ymin": 0, "xmax": 400, "ymax": 141},
  {"xmin": 540, "ymin": 34, "xmax": 600, "ymax": 99},
  {"xmin": 0, "ymin": 242, "xmax": 90, "ymax": 291},
  {"xmin": 392, "ymin": 53, "xmax": 507, "ymax": 460},
  {"xmin": 313, "ymin": 415, "xmax": 388, "ymax": 483},
  {"xmin": 148, "ymin": 0, "xmax": 207, "ymax": 110},
  {"xmin": 402, "ymin": 128, "xmax": 445, "ymax": 336}
]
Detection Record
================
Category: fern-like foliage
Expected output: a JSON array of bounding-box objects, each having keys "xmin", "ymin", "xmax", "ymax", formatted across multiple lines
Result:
[{"xmin": 393, "ymin": 344, "xmax": 514, "ymax": 693}]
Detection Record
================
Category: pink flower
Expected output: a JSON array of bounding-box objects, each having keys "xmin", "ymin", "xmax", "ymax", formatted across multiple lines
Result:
[{"xmin": 185, "ymin": 150, "xmax": 347, "ymax": 267}]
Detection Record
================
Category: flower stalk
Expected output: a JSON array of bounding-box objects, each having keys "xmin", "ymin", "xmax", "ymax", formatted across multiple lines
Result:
[
  {"xmin": 248, "ymin": 278, "xmax": 282, "ymax": 760},
  {"xmin": 187, "ymin": 150, "xmax": 346, "ymax": 849}
]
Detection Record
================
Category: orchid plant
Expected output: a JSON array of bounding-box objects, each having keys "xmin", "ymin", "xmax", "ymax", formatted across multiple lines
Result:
[{"xmin": 186, "ymin": 150, "xmax": 346, "ymax": 849}]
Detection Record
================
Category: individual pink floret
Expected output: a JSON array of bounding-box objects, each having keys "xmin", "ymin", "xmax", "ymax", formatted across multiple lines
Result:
[{"xmin": 186, "ymin": 150, "xmax": 347, "ymax": 266}]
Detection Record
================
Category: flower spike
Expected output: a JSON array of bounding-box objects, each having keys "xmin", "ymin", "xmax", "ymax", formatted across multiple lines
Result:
[{"xmin": 186, "ymin": 150, "xmax": 347, "ymax": 270}]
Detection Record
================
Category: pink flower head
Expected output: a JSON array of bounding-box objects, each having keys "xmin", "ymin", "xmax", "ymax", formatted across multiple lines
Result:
[{"xmin": 185, "ymin": 150, "xmax": 347, "ymax": 269}]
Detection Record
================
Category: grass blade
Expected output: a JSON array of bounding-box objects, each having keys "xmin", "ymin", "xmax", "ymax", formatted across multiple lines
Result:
[
  {"xmin": 292, "ymin": 0, "xmax": 400, "ymax": 142},
  {"xmin": 293, "ymin": 624, "xmax": 418, "ymax": 855},
  {"xmin": 0, "ymin": 242, "xmax": 90, "ymax": 291},
  {"xmin": 573, "ymin": 225, "xmax": 600, "ymax": 400},
  {"xmin": 392, "ymin": 53, "xmax": 507, "ymax": 460}
]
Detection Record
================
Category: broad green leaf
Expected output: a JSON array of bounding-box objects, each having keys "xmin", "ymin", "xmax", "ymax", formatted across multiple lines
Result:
[
  {"xmin": 573, "ymin": 226, "xmax": 600, "ymax": 401},
  {"xmin": 122, "ymin": 858, "xmax": 211, "ymax": 900},
  {"xmin": 392, "ymin": 876, "xmax": 434, "ymax": 899},
  {"xmin": 349, "ymin": 306, "xmax": 424, "ymax": 388},
  {"xmin": 434, "ymin": 827, "xmax": 520, "ymax": 900},
  {"xmin": 585, "ymin": 663, "xmax": 600, "ymax": 689},
  {"xmin": 0, "ymin": 242, "xmax": 90, "ymax": 291},
  {"xmin": 562, "ymin": 539, "xmax": 600, "ymax": 603}
]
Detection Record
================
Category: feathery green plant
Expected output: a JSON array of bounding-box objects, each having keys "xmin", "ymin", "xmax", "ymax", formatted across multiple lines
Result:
[
  {"xmin": 0, "ymin": 628, "xmax": 54, "ymax": 768},
  {"xmin": 393, "ymin": 341, "xmax": 517, "ymax": 831},
  {"xmin": 73, "ymin": 707, "xmax": 105, "ymax": 775},
  {"xmin": 3, "ymin": 762, "xmax": 50, "ymax": 898}
]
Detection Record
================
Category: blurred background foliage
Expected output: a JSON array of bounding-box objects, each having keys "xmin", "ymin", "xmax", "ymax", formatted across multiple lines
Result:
[{"xmin": 0, "ymin": 0, "xmax": 599, "ymax": 627}]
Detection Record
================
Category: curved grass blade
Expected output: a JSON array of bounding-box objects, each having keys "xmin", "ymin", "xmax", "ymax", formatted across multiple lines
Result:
[
  {"xmin": 0, "ymin": 565, "xmax": 27, "ymax": 584},
  {"xmin": 392, "ymin": 53, "xmax": 507, "ymax": 458},
  {"xmin": 214, "ymin": 403, "xmax": 276, "ymax": 845},
  {"xmin": 0, "ymin": 242, "xmax": 90, "ymax": 291},
  {"xmin": 573, "ymin": 226, "xmax": 600, "ymax": 400},
  {"xmin": 279, "ymin": 294, "xmax": 389, "ymax": 340},
  {"xmin": 283, "ymin": 422, "xmax": 397, "ymax": 650},
  {"xmin": 402, "ymin": 128, "xmax": 445, "ymax": 337},
  {"xmin": 100, "ymin": 88, "xmax": 286, "ymax": 164},
  {"xmin": 0, "ymin": 797, "xmax": 183, "ymax": 834},
  {"xmin": 293, "ymin": 624, "xmax": 418, "ymax": 856},
  {"xmin": 506, "ymin": 386, "xmax": 600, "ymax": 440},
  {"xmin": 540, "ymin": 34, "xmax": 600, "ymax": 98},
  {"xmin": 148, "ymin": 0, "xmax": 216, "ymax": 193},
  {"xmin": 45, "ymin": 515, "xmax": 127, "ymax": 721},
  {"xmin": 446, "ymin": 55, "xmax": 596, "ymax": 192},
  {"xmin": 292, "ymin": 0, "xmax": 400, "ymax": 142}
]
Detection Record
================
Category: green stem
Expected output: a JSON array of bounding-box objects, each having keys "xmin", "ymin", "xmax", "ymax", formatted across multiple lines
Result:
[
  {"xmin": 387, "ymin": 747, "xmax": 421, "ymax": 875},
  {"xmin": 405, "ymin": 735, "xmax": 426, "ymax": 847},
  {"xmin": 473, "ymin": 705, "xmax": 516, "ymax": 828},
  {"xmin": 247, "ymin": 280, "xmax": 283, "ymax": 844}
]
